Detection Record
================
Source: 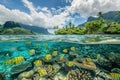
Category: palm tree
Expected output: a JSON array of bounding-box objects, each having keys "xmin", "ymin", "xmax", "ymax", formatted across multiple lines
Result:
[{"xmin": 97, "ymin": 12, "xmax": 104, "ymax": 20}]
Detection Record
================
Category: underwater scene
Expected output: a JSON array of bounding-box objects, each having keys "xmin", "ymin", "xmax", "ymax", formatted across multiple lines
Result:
[{"xmin": 0, "ymin": 35, "xmax": 120, "ymax": 80}]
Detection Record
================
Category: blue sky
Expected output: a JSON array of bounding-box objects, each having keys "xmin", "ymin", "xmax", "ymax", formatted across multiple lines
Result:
[
  {"xmin": 0, "ymin": 0, "xmax": 120, "ymax": 33},
  {"xmin": 0, "ymin": 0, "xmax": 71, "ymax": 13}
]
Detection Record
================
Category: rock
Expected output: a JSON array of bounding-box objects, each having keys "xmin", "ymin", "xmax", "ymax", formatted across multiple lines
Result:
[
  {"xmin": 10, "ymin": 62, "xmax": 32, "ymax": 75},
  {"xmin": 18, "ymin": 70, "xmax": 34, "ymax": 80},
  {"xmin": 54, "ymin": 73, "xmax": 66, "ymax": 80}
]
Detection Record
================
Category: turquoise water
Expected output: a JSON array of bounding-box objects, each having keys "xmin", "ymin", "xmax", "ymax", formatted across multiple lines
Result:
[{"xmin": 0, "ymin": 35, "xmax": 120, "ymax": 80}]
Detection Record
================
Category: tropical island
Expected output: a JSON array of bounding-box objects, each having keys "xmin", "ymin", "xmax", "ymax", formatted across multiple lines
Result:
[
  {"xmin": 0, "ymin": 11, "xmax": 120, "ymax": 35},
  {"xmin": 55, "ymin": 11, "xmax": 120, "ymax": 35}
]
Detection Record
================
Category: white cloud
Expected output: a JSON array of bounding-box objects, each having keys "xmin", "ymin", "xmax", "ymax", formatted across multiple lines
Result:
[
  {"xmin": 68, "ymin": 0, "xmax": 120, "ymax": 17},
  {"xmin": 0, "ymin": 4, "xmax": 32, "ymax": 25},
  {"xmin": 0, "ymin": 0, "xmax": 70, "ymax": 29},
  {"xmin": 22, "ymin": 0, "xmax": 36, "ymax": 14}
]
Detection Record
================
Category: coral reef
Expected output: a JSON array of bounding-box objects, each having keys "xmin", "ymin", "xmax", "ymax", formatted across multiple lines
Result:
[
  {"xmin": 107, "ymin": 52, "xmax": 120, "ymax": 66},
  {"xmin": 10, "ymin": 63, "xmax": 32, "ymax": 75},
  {"xmin": 95, "ymin": 69, "xmax": 112, "ymax": 80},
  {"xmin": 1, "ymin": 41, "xmax": 120, "ymax": 80},
  {"xmin": 33, "ymin": 64, "xmax": 60, "ymax": 79},
  {"xmin": 4, "ymin": 59, "xmax": 12, "ymax": 65},
  {"xmin": 18, "ymin": 70, "xmax": 34, "ymax": 80},
  {"xmin": 73, "ymin": 58, "xmax": 96, "ymax": 70},
  {"xmin": 57, "ymin": 55, "xmax": 68, "ymax": 64},
  {"xmin": 44, "ymin": 54, "xmax": 52, "ymax": 61},
  {"xmin": 28, "ymin": 49, "xmax": 35, "ymax": 55},
  {"xmin": 67, "ymin": 69, "xmax": 94, "ymax": 80},
  {"xmin": 66, "ymin": 61, "xmax": 74, "ymax": 67},
  {"xmin": 70, "ymin": 47, "xmax": 75, "ymax": 51},
  {"xmin": 69, "ymin": 51, "xmax": 79, "ymax": 57},
  {"xmin": 52, "ymin": 51, "xmax": 58, "ymax": 56},
  {"xmin": 109, "ymin": 73, "xmax": 120, "ymax": 80},
  {"xmin": 12, "ymin": 56, "xmax": 25, "ymax": 65},
  {"xmin": 63, "ymin": 49, "xmax": 68, "ymax": 53},
  {"xmin": 54, "ymin": 73, "xmax": 66, "ymax": 80},
  {"xmin": 34, "ymin": 60, "xmax": 42, "ymax": 67},
  {"xmin": 37, "ymin": 68, "xmax": 47, "ymax": 76},
  {"xmin": 4, "ymin": 56, "xmax": 25, "ymax": 65},
  {"xmin": 95, "ymin": 56, "xmax": 112, "ymax": 70}
]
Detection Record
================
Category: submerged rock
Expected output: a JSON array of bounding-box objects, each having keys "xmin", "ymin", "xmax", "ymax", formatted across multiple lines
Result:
[
  {"xmin": 10, "ymin": 62, "xmax": 32, "ymax": 75},
  {"xmin": 18, "ymin": 70, "xmax": 34, "ymax": 80},
  {"xmin": 54, "ymin": 73, "xmax": 66, "ymax": 80}
]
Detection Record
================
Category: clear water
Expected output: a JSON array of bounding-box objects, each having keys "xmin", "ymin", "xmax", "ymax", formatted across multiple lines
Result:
[{"xmin": 0, "ymin": 35, "xmax": 120, "ymax": 80}]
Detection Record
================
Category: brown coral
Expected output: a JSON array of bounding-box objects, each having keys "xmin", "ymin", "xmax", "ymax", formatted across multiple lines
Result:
[
  {"xmin": 73, "ymin": 58, "xmax": 96, "ymax": 70},
  {"xmin": 67, "ymin": 69, "xmax": 93, "ymax": 80}
]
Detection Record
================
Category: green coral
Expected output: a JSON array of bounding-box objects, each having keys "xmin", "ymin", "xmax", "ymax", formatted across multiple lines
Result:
[
  {"xmin": 52, "ymin": 51, "xmax": 58, "ymax": 56},
  {"xmin": 45, "ymin": 54, "xmax": 52, "ymax": 61},
  {"xmin": 66, "ymin": 61, "xmax": 74, "ymax": 67},
  {"xmin": 4, "ymin": 56, "xmax": 25, "ymax": 65},
  {"xmin": 29, "ymin": 49, "xmax": 35, "ymax": 55},
  {"xmin": 109, "ymin": 73, "xmax": 120, "ymax": 80},
  {"xmin": 34, "ymin": 60, "xmax": 42, "ymax": 67}
]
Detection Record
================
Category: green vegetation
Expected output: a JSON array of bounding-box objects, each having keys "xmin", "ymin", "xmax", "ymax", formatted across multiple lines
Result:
[
  {"xmin": 0, "ymin": 21, "xmax": 36, "ymax": 35},
  {"xmin": 55, "ymin": 24, "xmax": 85, "ymax": 35},
  {"xmin": 0, "ymin": 27, "xmax": 36, "ymax": 35},
  {"xmin": 55, "ymin": 12, "xmax": 120, "ymax": 35}
]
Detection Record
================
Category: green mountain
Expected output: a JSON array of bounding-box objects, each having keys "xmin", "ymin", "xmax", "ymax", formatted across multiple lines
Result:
[
  {"xmin": 0, "ymin": 26, "xmax": 36, "ymax": 35},
  {"xmin": 19, "ymin": 23, "xmax": 49, "ymax": 34},
  {"xmin": 87, "ymin": 11, "xmax": 120, "ymax": 22},
  {"xmin": 0, "ymin": 21, "xmax": 49, "ymax": 35}
]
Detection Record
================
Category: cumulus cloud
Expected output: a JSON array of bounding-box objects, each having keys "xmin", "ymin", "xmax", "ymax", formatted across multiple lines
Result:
[
  {"xmin": 0, "ymin": 4, "xmax": 32, "ymax": 25},
  {"xmin": 68, "ymin": 0, "xmax": 120, "ymax": 17},
  {"xmin": 0, "ymin": 0, "xmax": 69, "ymax": 29}
]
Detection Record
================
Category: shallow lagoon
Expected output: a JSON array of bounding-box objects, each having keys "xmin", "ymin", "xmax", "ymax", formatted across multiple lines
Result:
[{"xmin": 0, "ymin": 35, "xmax": 120, "ymax": 80}]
